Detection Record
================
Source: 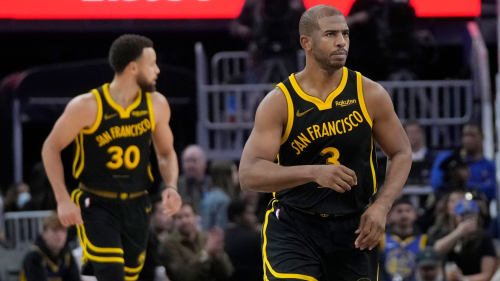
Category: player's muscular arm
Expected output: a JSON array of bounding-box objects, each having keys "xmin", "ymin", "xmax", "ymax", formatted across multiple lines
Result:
[
  {"xmin": 151, "ymin": 92, "xmax": 181, "ymax": 215},
  {"xmin": 239, "ymin": 87, "xmax": 356, "ymax": 193},
  {"xmin": 355, "ymin": 77, "xmax": 412, "ymax": 250},
  {"xmin": 42, "ymin": 93, "xmax": 97, "ymax": 226}
]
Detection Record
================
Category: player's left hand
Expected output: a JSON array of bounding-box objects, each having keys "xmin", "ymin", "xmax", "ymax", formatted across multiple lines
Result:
[
  {"xmin": 161, "ymin": 187, "xmax": 182, "ymax": 215},
  {"xmin": 354, "ymin": 202, "xmax": 388, "ymax": 251}
]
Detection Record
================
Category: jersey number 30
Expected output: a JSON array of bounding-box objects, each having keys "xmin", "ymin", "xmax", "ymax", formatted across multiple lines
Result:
[
  {"xmin": 320, "ymin": 147, "xmax": 340, "ymax": 165},
  {"xmin": 107, "ymin": 145, "xmax": 140, "ymax": 170}
]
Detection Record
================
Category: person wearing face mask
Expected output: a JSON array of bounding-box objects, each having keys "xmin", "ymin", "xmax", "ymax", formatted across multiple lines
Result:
[
  {"xmin": 4, "ymin": 182, "xmax": 32, "ymax": 212},
  {"xmin": 433, "ymin": 199, "xmax": 496, "ymax": 281}
]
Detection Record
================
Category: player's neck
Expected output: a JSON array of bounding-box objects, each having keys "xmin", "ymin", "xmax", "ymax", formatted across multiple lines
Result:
[
  {"xmin": 295, "ymin": 65, "xmax": 344, "ymax": 100},
  {"xmin": 108, "ymin": 76, "xmax": 141, "ymax": 108}
]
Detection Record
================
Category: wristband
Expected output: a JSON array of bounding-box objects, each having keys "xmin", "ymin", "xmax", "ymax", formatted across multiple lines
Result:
[{"xmin": 163, "ymin": 185, "xmax": 178, "ymax": 192}]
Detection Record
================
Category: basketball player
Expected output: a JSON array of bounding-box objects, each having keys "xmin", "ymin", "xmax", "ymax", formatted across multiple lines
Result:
[
  {"xmin": 239, "ymin": 5, "xmax": 412, "ymax": 281},
  {"xmin": 41, "ymin": 34, "xmax": 182, "ymax": 281}
]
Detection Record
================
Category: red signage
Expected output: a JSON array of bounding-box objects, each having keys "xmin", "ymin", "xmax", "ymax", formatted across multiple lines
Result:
[
  {"xmin": 0, "ymin": 0, "xmax": 480, "ymax": 20},
  {"xmin": 304, "ymin": 0, "xmax": 480, "ymax": 18},
  {"xmin": 0, "ymin": 0, "xmax": 246, "ymax": 19}
]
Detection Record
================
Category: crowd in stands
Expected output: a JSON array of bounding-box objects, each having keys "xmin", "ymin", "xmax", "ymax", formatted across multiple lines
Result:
[
  {"xmin": 0, "ymin": 0, "xmax": 497, "ymax": 280},
  {"xmin": 0, "ymin": 120, "xmax": 497, "ymax": 281}
]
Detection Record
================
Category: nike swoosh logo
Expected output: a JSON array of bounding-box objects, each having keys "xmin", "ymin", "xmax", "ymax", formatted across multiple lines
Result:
[
  {"xmin": 296, "ymin": 107, "xmax": 314, "ymax": 117},
  {"xmin": 104, "ymin": 113, "xmax": 118, "ymax": 120}
]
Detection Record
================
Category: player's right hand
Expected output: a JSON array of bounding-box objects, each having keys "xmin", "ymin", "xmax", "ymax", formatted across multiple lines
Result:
[
  {"xmin": 314, "ymin": 165, "xmax": 357, "ymax": 193},
  {"xmin": 57, "ymin": 199, "xmax": 83, "ymax": 226}
]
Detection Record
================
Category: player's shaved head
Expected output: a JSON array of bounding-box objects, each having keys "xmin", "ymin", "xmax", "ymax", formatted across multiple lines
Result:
[{"xmin": 299, "ymin": 5, "xmax": 344, "ymax": 36}]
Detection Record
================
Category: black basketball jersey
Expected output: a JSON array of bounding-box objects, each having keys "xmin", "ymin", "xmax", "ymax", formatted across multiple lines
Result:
[
  {"xmin": 276, "ymin": 67, "xmax": 377, "ymax": 215},
  {"xmin": 73, "ymin": 83, "xmax": 155, "ymax": 192}
]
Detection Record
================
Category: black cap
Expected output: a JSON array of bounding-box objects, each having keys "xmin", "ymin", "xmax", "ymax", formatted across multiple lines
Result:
[
  {"xmin": 416, "ymin": 247, "xmax": 441, "ymax": 267},
  {"xmin": 439, "ymin": 154, "xmax": 468, "ymax": 172}
]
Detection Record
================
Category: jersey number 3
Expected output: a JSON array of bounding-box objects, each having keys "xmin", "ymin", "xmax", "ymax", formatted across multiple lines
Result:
[
  {"xmin": 107, "ymin": 145, "xmax": 140, "ymax": 170},
  {"xmin": 320, "ymin": 147, "xmax": 340, "ymax": 165}
]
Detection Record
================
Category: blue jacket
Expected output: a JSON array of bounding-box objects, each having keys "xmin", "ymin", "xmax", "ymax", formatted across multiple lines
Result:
[{"xmin": 430, "ymin": 151, "xmax": 496, "ymax": 200}]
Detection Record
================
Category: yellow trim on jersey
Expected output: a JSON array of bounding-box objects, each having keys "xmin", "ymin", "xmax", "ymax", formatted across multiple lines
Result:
[
  {"xmin": 75, "ymin": 133, "xmax": 85, "ymax": 179},
  {"xmin": 377, "ymin": 264, "xmax": 380, "ymax": 281},
  {"xmin": 72, "ymin": 135, "xmax": 81, "ymax": 179},
  {"xmin": 356, "ymin": 72, "xmax": 372, "ymax": 127},
  {"xmin": 419, "ymin": 234, "xmax": 428, "ymax": 249},
  {"xmin": 146, "ymin": 93, "xmax": 155, "ymax": 132},
  {"xmin": 262, "ymin": 200, "xmax": 319, "ymax": 281},
  {"xmin": 125, "ymin": 275, "xmax": 139, "ymax": 281},
  {"xmin": 82, "ymin": 89, "xmax": 103, "ymax": 135},
  {"xmin": 125, "ymin": 264, "xmax": 145, "ymax": 274},
  {"xmin": 289, "ymin": 67, "xmax": 348, "ymax": 111},
  {"xmin": 73, "ymin": 190, "xmax": 125, "ymax": 264},
  {"xmin": 379, "ymin": 233, "xmax": 386, "ymax": 251},
  {"xmin": 277, "ymin": 83, "xmax": 294, "ymax": 145},
  {"xmin": 370, "ymin": 137, "xmax": 377, "ymax": 194},
  {"xmin": 148, "ymin": 164, "xmax": 154, "ymax": 182},
  {"xmin": 103, "ymin": 83, "xmax": 142, "ymax": 118}
]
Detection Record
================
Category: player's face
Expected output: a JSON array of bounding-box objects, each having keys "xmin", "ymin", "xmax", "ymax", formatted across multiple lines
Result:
[
  {"xmin": 311, "ymin": 15, "xmax": 349, "ymax": 73},
  {"xmin": 42, "ymin": 227, "xmax": 68, "ymax": 254},
  {"xmin": 174, "ymin": 205, "xmax": 198, "ymax": 236},
  {"xmin": 136, "ymin": 47, "xmax": 160, "ymax": 93},
  {"xmin": 390, "ymin": 203, "xmax": 416, "ymax": 228}
]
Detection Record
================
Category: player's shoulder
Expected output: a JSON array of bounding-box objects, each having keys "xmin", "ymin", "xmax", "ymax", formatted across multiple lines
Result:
[
  {"xmin": 359, "ymin": 75, "xmax": 387, "ymax": 98},
  {"xmin": 149, "ymin": 91, "xmax": 169, "ymax": 106},
  {"xmin": 65, "ymin": 92, "xmax": 98, "ymax": 113},
  {"xmin": 261, "ymin": 86, "xmax": 287, "ymax": 107}
]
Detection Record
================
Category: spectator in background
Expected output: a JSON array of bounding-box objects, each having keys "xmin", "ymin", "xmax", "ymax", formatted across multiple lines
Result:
[
  {"xmin": 224, "ymin": 199, "xmax": 262, "ymax": 281},
  {"xmin": 4, "ymin": 182, "xmax": 31, "ymax": 212},
  {"xmin": 404, "ymin": 121, "xmax": 435, "ymax": 185},
  {"xmin": 230, "ymin": 0, "xmax": 304, "ymax": 83},
  {"xmin": 0, "ymin": 191, "xmax": 6, "ymax": 248},
  {"xmin": 380, "ymin": 198, "xmax": 428, "ymax": 281},
  {"xmin": 139, "ymin": 197, "xmax": 175, "ymax": 281},
  {"xmin": 430, "ymin": 123, "xmax": 496, "ymax": 201},
  {"xmin": 25, "ymin": 161, "xmax": 57, "ymax": 211},
  {"xmin": 433, "ymin": 199, "xmax": 496, "ymax": 280},
  {"xmin": 347, "ymin": 0, "xmax": 422, "ymax": 80},
  {"xmin": 20, "ymin": 212, "xmax": 80, "ymax": 281},
  {"xmin": 177, "ymin": 145, "xmax": 213, "ymax": 214},
  {"xmin": 427, "ymin": 191, "xmax": 465, "ymax": 244},
  {"xmin": 414, "ymin": 247, "xmax": 446, "ymax": 281},
  {"xmin": 201, "ymin": 160, "xmax": 239, "ymax": 230},
  {"xmin": 161, "ymin": 202, "xmax": 233, "ymax": 281}
]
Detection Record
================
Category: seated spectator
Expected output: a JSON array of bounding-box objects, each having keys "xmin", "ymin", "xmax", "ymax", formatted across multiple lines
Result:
[
  {"xmin": 430, "ymin": 123, "xmax": 496, "ymax": 201},
  {"xmin": 224, "ymin": 199, "xmax": 262, "ymax": 281},
  {"xmin": 20, "ymin": 212, "xmax": 80, "ymax": 281},
  {"xmin": 201, "ymin": 160, "xmax": 239, "ymax": 230},
  {"xmin": 404, "ymin": 121, "xmax": 435, "ymax": 185},
  {"xmin": 177, "ymin": 145, "xmax": 213, "ymax": 214},
  {"xmin": 139, "ymin": 197, "xmax": 175, "ymax": 281},
  {"xmin": 161, "ymin": 202, "xmax": 233, "ymax": 281},
  {"xmin": 427, "ymin": 191, "xmax": 465, "ymax": 243},
  {"xmin": 414, "ymin": 247, "xmax": 446, "ymax": 281},
  {"xmin": 380, "ymin": 198, "xmax": 428, "ymax": 281},
  {"xmin": 434, "ymin": 199, "xmax": 496, "ymax": 280},
  {"xmin": 4, "ymin": 182, "xmax": 32, "ymax": 212},
  {"xmin": 435, "ymin": 155, "xmax": 489, "ymax": 203}
]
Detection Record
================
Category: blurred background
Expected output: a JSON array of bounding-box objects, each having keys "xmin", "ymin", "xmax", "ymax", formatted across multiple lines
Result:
[{"xmin": 0, "ymin": 0, "xmax": 499, "ymax": 280}]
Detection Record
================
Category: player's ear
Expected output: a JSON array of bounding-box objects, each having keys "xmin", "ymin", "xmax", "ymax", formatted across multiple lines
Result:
[
  {"xmin": 300, "ymin": 35, "xmax": 312, "ymax": 51},
  {"xmin": 128, "ymin": 61, "xmax": 139, "ymax": 74}
]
